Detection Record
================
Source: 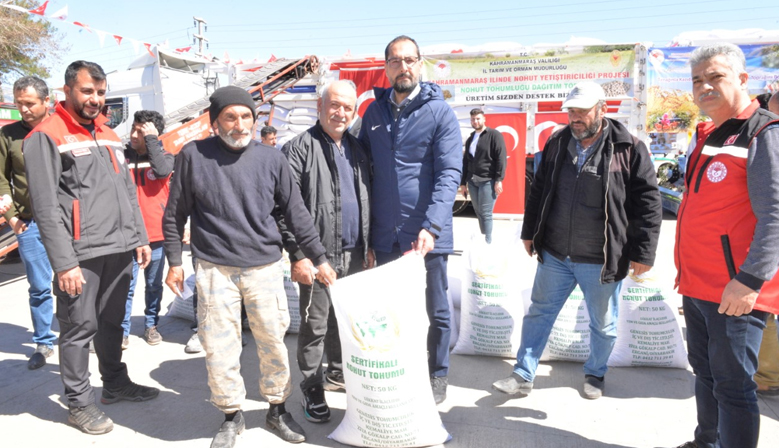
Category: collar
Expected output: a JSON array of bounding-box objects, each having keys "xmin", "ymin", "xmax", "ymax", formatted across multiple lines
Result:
[
  {"xmin": 54, "ymin": 101, "xmax": 109, "ymax": 130},
  {"xmin": 735, "ymin": 99, "xmax": 760, "ymax": 120},
  {"xmin": 389, "ymin": 83, "xmax": 421, "ymax": 108}
]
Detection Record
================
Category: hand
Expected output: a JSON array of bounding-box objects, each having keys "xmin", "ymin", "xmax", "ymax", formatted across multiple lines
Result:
[
  {"xmin": 412, "ymin": 228, "xmax": 435, "ymax": 256},
  {"xmin": 522, "ymin": 239, "xmax": 535, "ymax": 257},
  {"xmin": 494, "ymin": 180, "xmax": 503, "ymax": 195},
  {"xmin": 459, "ymin": 185, "xmax": 468, "ymax": 199},
  {"xmin": 136, "ymin": 245, "xmax": 152, "ymax": 269},
  {"xmin": 165, "ymin": 266, "xmax": 185, "ymax": 296},
  {"xmin": 291, "ymin": 258, "xmax": 316, "ymax": 285},
  {"xmin": 364, "ymin": 248, "xmax": 376, "ymax": 269},
  {"xmin": 182, "ymin": 228, "xmax": 191, "ymax": 245},
  {"xmin": 315, "ymin": 261, "xmax": 337, "ymax": 286},
  {"xmin": 57, "ymin": 266, "xmax": 86, "ymax": 296},
  {"xmin": 9, "ymin": 216, "xmax": 28, "ymax": 234},
  {"xmin": 0, "ymin": 194, "xmax": 11, "ymax": 214},
  {"xmin": 630, "ymin": 261, "xmax": 651, "ymax": 276},
  {"xmin": 140, "ymin": 121, "xmax": 159, "ymax": 137},
  {"xmin": 718, "ymin": 279, "xmax": 758, "ymax": 316}
]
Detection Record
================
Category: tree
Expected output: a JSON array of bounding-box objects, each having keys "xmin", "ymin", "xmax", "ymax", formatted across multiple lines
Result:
[{"xmin": 0, "ymin": 0, "xmax": 66, "ymax": 99}]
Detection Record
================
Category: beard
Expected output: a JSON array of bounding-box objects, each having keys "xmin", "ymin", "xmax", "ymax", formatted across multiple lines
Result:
[
  {"xmin": 393, "ymin": 74, "xmax": 418, "ymax": 94},
  {"xmin": 216, "ymin": 122, "xmax": 253, "ymax": 148},
  {"xmin": 75, "ymin": 100, "xmax": 102, "ymax": 121},
  {"xmin": 571, "ymin": 115, "xmax": 603, "ymax": 141}
]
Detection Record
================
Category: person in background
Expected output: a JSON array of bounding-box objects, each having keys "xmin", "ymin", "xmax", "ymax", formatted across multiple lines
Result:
[{"xmin": 260, "ymin": 125, "xmax": 277, "ymax": 147}]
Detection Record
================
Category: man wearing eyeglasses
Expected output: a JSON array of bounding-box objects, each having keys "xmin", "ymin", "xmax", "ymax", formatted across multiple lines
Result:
[{"xmin": 358, "ymin": 35, "xmax": 462, "ymax": 405}]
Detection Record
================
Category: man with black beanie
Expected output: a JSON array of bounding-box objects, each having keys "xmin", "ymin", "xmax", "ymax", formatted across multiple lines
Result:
[{"xmin": 163, "ymin": 85, "xmax": 337, "ymax": 447}]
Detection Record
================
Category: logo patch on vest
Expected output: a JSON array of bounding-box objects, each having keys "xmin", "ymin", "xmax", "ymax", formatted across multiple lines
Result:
[
  {"xmin": 71, "ymin": 148, "xmax": 92, "ymax": 157},
  {"xmin": 146, "ymin": 169, "xmax": 157, "ymax": 181},
  {"xmin": 707, "ymin": 161, "xmax": 727, "ymax": 183},
  {"xmin": 723, "ymin": 135, "xmax": 738, "ymax": 146},
  {"xmin": 64, "ymin": 135, "xmax": 78, "ymax": 144}
]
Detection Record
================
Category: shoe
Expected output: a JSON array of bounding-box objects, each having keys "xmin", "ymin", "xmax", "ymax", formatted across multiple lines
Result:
[
  {"xmin": 266, "ymin": 410, "xmax": 306, "ymax": 443},
  {"xmin": 493, "ymin": 373, "xmax": 533, "ymax": 396},
  {"xmin": 121, "ymin": 336, "xmax": 129, "ymax": 350},
  {"xmin": 674, "ymin": 442, "xmax": 697, "ymax": 448},
  {"xmin": 431, "ymin": 376, "xmax": 448, "ymax": 404},
  {"xmin": 757, "ymin": 385, "xmax": 779, "ymax": 396},
  {"xmin": 185, "ymin": 333, "xmax": 203, "ymax": 353},
  {"xmin": 210, "ymin": 411, "xmax": 244, "ymax": 448},
  {"xmin": 323, "ymin": 370, "xmax": 345, "ymax": 392},
  {"xmin": 27, "ymin": 344, "xmax": 54, "ymax": 370},
  {"xmin": 144, "ymin": 326, "xmax": 162, "ymax": 345},
  {"xmin": 583, "ymin": 375, "xmax": 605, "ymax": 400},
  {"xmin": 101, "ymin": 382, "xmax": 160, "ymax": 404},
  {"xmin": 68, "ymin": 403, "xmax": 114, "ymax": 435},
  {"xmin": 301, "ymin": 385, "xmax": 330, "ymax": 423}
]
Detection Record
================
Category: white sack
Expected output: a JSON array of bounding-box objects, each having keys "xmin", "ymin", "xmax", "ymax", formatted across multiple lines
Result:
[
  {"xmin": 539, "ymin": 287, "xmax": 592, "ymax": 362},
  {"xmin": 281, "ymin": 253, "xmax": 301, "ymax": 334}
]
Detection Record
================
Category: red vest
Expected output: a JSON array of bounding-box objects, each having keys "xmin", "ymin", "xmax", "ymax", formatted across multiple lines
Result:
[
  {"xmin": 675, "ymin": 101, "xmax": 779, "ymax": 314},
  {"xmin": 126, "ymin": 156, "xmax": 170, "ymax": 243}
]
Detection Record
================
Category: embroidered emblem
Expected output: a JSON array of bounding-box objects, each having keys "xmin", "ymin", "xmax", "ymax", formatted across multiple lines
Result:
[
  {"xmin": 146, "ymin": 169, "xmax": 157, "ymax": 181},
  {"xmin": 71, "ymin": 148, "xmax": 91, "ymax": 157},
  {"xmin": 723, "ymin": 135, "xmax": 738, "ymax": 146},
  {"xmin": 64, "ymin": 135, "xmax": 78, "ymax": 144},
  {"xmin": 707, "ymin": 161, "xmax": 727, "ymax": 183}
]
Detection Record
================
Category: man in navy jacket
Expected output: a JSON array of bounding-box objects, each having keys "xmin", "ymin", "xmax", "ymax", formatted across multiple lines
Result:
[{"xmin": 359, "ymin": 35, "xmax": 462, "ymax": 405}]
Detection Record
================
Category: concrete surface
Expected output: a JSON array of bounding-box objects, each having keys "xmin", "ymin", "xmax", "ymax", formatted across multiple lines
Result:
[{"xmin": 0, "ymin": 210, "xmax": 777, "ymax": 448}]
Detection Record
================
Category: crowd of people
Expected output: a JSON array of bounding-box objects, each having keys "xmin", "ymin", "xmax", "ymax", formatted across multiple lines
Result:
[{"xmin": 1, "ymin": 37, "xmax": 779, "ymax": 448}]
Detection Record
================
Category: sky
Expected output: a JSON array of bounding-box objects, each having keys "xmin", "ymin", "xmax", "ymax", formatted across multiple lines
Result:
[{"xmin": 7, "ymin": 0, "xmax": 779, "ymax": 87}]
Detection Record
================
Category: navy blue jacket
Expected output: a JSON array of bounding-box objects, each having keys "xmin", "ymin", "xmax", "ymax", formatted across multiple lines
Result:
[{"xmin": 359, "ymin": 82, "xmax": 462, "ymax": 253}]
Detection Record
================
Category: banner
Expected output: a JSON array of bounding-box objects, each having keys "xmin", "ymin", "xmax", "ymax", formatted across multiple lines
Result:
[
  {"xmin": 488, "ymin": 113, "xmax": 526, "ymax": 215},
  {"xmin": 422, "ymin": 45, "xmax": 636, "ymax": 104},
  {"xmin": 159, "ymin": 113, "xmax": 212, "ymax": 155},
  {"xmin": 646, "ymin": 44, "xmax": 779, "ymax": 133}
]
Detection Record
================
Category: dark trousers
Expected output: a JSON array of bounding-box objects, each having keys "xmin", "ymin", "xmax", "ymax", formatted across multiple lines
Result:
[
  {"xmin": 55, "ymin": 251, "xmax": 134, "ymax": 407},
  {"xmin": 298, "ymin": 247, "xmax": 364, "ymax": 390},
  {"xmin": 375, "ymin": 247, "xmax": 450, "ymax": 378},
  {"xmin": 683, "ymin": 296, "xmax": 767, "ymax": 448}
]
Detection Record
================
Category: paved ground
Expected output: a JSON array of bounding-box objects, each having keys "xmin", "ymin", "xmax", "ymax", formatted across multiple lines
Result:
[{"xmin": 0, "ymin": 210, "xmax": 777, "ymax": 448}]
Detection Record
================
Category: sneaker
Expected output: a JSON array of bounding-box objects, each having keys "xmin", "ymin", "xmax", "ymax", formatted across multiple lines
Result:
[
  {"xmin": 583, "ymin": 375, "xmax": 605, "ymax": 400},
  {"xmin": 185, "ymin": 333, "xmax": 203, "ymax": 354},
  {"xmin": 431, "ymin": 376, "xmax": 448, "ymax": 404},
  {"xmin": 144, "ymin": 326, "xmax": 162, "ymax": 345},
  {"xmin": 210, "ymin": 411, "xmax": 244, "ymax": 448},
  {"xmin": 28, "ymin": 344, "xmax": 54, "ymax": 370},
  {"xmin": 101, "ymin": 382, "xmax": 160, "ymax": 404},
  {"xmin": 492, "ymin": 373, "xmax": 533, "ymax": 396},
  {"xmin": 301, "ymin": 385, "xmax": 330, "ymax": 423},
  {"xmin": 121, "ymin": 336, "xmax": 129, "ymax": 350},
  {"xmin": 267, "ymin": 408, "xmax": 306, "ymax": 443},
  {"xmin": 323, "ymin": 370, "xmax": 345, "ymax": 392},
  {"xmin": 68, "ymin": 403, "xmax": 114, "ymax": 435}
]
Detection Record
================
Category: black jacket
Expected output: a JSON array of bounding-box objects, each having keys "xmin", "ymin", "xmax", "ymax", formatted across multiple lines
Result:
[
  {"xmin": 280, "ymin": 122, "xmax": 371, "ymax": 271},
  {"xmin": 521, "ymin": 118, "xmax": 662, "ymax": 283},
  {"xmin": 462, "ymin": 127, "xmax": 507, "ymax": 184}
]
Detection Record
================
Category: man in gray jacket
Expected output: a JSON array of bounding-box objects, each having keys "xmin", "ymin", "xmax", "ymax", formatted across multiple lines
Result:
[{"xmin": 280, "ymin": 80, "xmax": 374, "ymax": 424}]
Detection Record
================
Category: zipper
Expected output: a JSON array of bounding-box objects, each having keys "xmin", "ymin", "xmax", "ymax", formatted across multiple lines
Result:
[
  {"xmin": 531, "ymin": 137, "xmax": 562, "ymax": 262},
  {"xmin": 94, "ymin": 132, "xmax": 130, "ymax": 248},
  {"xmin": 599, "ymin": 142, "xmax": 613, "ymax": 283},
  {"xmin": 693, "ymin": 156, "xmax": 714, "ymax": 193}
]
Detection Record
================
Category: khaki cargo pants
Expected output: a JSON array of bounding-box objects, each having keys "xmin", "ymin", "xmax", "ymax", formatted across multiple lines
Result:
[{"xmin": 196, "ymin": 259, "xmax": 292, "ymax": 413}]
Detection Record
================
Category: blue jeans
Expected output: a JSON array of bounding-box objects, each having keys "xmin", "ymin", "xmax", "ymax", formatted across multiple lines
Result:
[
  {"xmin": 514, "ymin": 250, "xmax": 620, "ymax": 381},
  {"xmin": 122, "ymin": 242, "xmax": 165, "ymax": 335},
  {"xmin": 683, "ymin": 296, "xmax": 767, "ymax": 448},
  {"xmin": 467, "ymin": 179, "xmax": 497, "ymax": 244},
  {"xmin": 375, "ymin": 247, "xmax": 450, "ymax": 378},
  {"xmin": 16, "ymin": 220, "xmax": 56, "ymax": 347}
]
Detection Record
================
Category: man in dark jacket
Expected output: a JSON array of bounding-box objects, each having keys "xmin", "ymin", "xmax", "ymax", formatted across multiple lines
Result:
[
  {"xmin": 359, "ymin": 35, "xmax": 462, "ymax": 405},
  {"xmin": 24, "ymin": 60, "xmax": 157, "ymax": 435},
  {"xmin": 121, "ymin": 110, "xmax": 173, "ymax": 348},
  {"xmin": 280, "ymin": 79, "xmax": 374, "ymax": 424},
  {"xmin": 493, "ymin": 81, "xmax": 662, "ymax": 400},
  {"xmin": 460, "ymin": 108, "xmax": 507, "ymax": 243}
]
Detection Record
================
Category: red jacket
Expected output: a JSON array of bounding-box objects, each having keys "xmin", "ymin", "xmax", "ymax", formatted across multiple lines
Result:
[
  {"xmin": 124, "ymin": 136, "xmax": 174, "ymax": 243},
  {"xmin": 675, "ymin": 101, "xmax": 779, "ymax": 314}
]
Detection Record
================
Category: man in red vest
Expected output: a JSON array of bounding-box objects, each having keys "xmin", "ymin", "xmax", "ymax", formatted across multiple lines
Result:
[{"xmin": 673, "ymin": 43, "xmax": 779, "ymax": 448}]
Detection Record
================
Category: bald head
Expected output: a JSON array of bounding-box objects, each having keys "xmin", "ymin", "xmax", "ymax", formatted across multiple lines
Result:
[
  {"xmin": 318, "ymin": 80, "xmax": 357, "ymax": 142},
  {"xmin": 769, "ymin": 92, "xmax": 779, "ymax": 115}
]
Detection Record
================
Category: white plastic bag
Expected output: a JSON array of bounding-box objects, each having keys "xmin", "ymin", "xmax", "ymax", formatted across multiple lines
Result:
[
  {"xmin": 329, "ymin": 254, "xmax": 450, "ymax": 448},
  {"xmin": 166, "ymin": 274, "xmax": 196, "ymax": 322},
  {"xmin": 281, "ymin": 253, "xmax": 301, "ymax": 334}
]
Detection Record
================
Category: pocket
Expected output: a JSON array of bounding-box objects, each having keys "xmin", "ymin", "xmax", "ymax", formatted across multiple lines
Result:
[
  {"xmin": 72, "ymin": 199, "xmax": 81, "ymax": 241},
  {"xmin": 276, "ymin": 293, "xmax": 288, "ymax": 311},
  {"xmin": 720, "ymin": 234, "xmax": 737, "ymax": 279},
  {"xmin": 579, "ymin": 174, "xmax": 604, "ymax": 208}
]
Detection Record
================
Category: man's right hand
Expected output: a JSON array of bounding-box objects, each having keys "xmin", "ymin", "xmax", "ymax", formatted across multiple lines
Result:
[
  {"xmin": 165, "ymin": 266, "xmax": 185, "ymax": 296},
  {"xmin": 9, "ymin": 216, "xmax": 28, "ymax": 234},
  {"xmin": 290, "ymin": 258, "xmax": 316, "ymax": 285},
  {"xmin": 458, "ymin": 185, "xmax": 468, "ymax": 199},
  {"xmin": 57, "ymin": 266, "xmax": 86, "ymax": 296},
  {"xmin": 522, "ymin": 240, "xmax": 535, "ymax": 257}
]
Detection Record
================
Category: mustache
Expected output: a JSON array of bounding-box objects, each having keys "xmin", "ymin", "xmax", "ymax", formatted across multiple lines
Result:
[
  {"xmin": 698, "ymin": 91, "xmax": 719, "ymax": 102},
  {"xmin": 329, "ymin": 114, "xmax": 348, "ymax": 123}
]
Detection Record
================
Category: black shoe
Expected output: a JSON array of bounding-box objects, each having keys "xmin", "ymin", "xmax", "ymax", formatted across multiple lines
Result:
[
  {"xmin": 210, "ymin": 411, "xmax": 244, "ymax": 448},
  {"xmin": 431, "ymin": 376, "xmax": 448, "ymax": 404},
  {"xmin": 583, "ymin": 375, "xmax": 605, "ymax": 400},
  {"xmin": 323, "ymin": 370, "xmax": 345, "ymax": 392},
  {"xmin": 68, "ymin": 403, "xmax": 114, "ymax": 435},
  {"xmin": 266, "ymin": 409, "xmax": 306, "ymax": 443},
  {"xmin": 28, "ymin": 344, "xmax": 54, "ymax": 370},
  {"xmin": 301, "ymin": 385, "xmax": 330, "ymax": 423},
  {"xmin": 101, "ymin": 382, "xmax": 160, "ymax": 404}
]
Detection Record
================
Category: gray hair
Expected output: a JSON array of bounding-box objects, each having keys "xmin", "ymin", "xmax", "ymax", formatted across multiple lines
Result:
[
  {"xmin": 320, "ymin": 79, "xmax": 357, "ymax": 103},
  {"xmin": 13, "ymin": 76, "xmax": 49, "ymax": 101},
  {"xmin": 689, "ymin": 43, "xmax": 747, "ymax": 75}
]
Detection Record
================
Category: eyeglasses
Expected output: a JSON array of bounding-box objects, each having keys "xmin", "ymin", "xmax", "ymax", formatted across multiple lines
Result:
[{"xmin": 386, "ymin": 56, "xmax": 420, "ymax": 68}]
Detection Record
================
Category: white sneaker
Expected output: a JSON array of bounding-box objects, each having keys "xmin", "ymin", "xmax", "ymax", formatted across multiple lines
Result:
[{"xmin": 185, "ymin": 333, "xmax": 202, "ymax": 353}]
